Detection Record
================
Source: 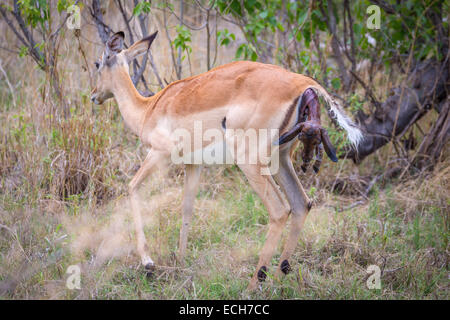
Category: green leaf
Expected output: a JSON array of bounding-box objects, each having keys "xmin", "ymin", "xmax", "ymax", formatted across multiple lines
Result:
[
  {"xmin": 276, "ymin": 22, "xmax": 285, "ymax": 32},
  {"xmin": 19, "ymin": 46, "xmax": 29, "ymax": 58},
  {"xmin": 57, "ymin": 0, "xmax": 71, "ymax": 13},
  {"xmin": 303, "ymin": 28, "xmax": 311, "ymax": 48},
  {"xmin": 298, "ymin": 10, "xmax": 308, "ymax": 26},
  {"xmin": 133, "ymin": 1, "xmax": 151, "ymax": 16},
  {"xmin": 259, "ymin": 11, "xmax": 268, "ymax": 19},
  {"xmin": 235, "ymin": 44, "xmax": 245, "ymax": 59},
  {"xmin": 331, "ymin": 77, "xmax": 341, "ymax": 90},
  {"xmin": 217, "ymin": 29, "xmax": 235, "ymax": 47}
]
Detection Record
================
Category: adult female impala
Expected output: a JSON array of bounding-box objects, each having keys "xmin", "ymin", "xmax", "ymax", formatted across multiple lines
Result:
[{"xmin": 90, "ymin": 31, "xmax": 363, "ymax": 290}]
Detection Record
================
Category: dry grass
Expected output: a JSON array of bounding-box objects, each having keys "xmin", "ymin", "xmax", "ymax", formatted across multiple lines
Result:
[
  {"xmin": 0, "ymin": 162, "xmax": 448, "ymax": 299},
  {"xmin": 0, "ymin": 6, "xmax": 448, "ymax": 300}
]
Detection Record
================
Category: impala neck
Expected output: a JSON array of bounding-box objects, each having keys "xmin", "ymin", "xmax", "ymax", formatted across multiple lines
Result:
[{"xmin": 111, "ymin": 68, "xmax": 151, "ymax": 136}]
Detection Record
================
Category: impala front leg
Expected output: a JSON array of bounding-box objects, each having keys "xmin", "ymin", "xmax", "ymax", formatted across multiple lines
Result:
[{"xmin": 129, "ymin": 150, "xmax": 167, "ymax": 271}]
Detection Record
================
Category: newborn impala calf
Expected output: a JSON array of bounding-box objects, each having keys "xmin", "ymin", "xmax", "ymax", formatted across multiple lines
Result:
[
  {"xmin": 277, "ymin": 88, "xmax": 338, "ymax": 173},
  {"xmin": 90, "ymin": 31, "xmax": 363, "ymax": 291}
]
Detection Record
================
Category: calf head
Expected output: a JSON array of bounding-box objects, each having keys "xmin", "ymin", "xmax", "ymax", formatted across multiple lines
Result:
[{"xmin": 278, "ymin": 121, "xmax": 338, "ymax": 165}]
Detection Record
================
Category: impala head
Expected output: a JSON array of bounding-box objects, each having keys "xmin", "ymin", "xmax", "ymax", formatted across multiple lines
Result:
[{"xmin": 90, "ymin": 31, "xmax": 158, "ymax": 104}]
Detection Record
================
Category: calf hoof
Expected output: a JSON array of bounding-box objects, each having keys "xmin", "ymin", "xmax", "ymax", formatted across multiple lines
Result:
[
  {"xmin": 280, "ymin": 259, "xmax": 291, "ymax": 275},
  {"xmin": 313, "ymin": 165, "xmax": 320, "ymax": 174},
  {"xmin": 257, "ymin": 266, "xmax": 267, "ymax": 282},
  {"xmin": 301, "ymin": 165, "xmax": 307, "ymax": 173}
]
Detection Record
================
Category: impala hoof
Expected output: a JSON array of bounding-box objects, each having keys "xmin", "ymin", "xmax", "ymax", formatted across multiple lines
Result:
[
  {"xmin": 257, "ymin": 266, "xmax": 267, "ymax": 282},
  {"xmin": 280, "ymin": 259, "xmax": 291, "ymax": 275},
  {"xmin": 313, "ymin": 165, "xmax": 320, "ymax": 174},
  {"xmin": 145, "ymin": 262, "xmax": 155, "ymax": 270},
  {"xmin": 144, "ymin": 262, "xmax": 155, "ymax": 277}
]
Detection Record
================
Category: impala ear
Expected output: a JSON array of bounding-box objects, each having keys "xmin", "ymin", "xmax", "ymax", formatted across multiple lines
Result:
[
  {"xmin": 106, "ymin": 31, "xmax": 125, "ymax": 55},
  {"xmin": 276, "ymin": 123, "xmax": 304, "ymax": 145},
  {"xmin": 124, "ymin": 31, "xmax": 158, "ymax": 63},
  {"xmin": 320, "ymin": 128, "xmax": 338, "ymax": 162}
]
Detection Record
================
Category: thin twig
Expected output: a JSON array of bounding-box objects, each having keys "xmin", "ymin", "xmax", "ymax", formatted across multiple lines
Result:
[
  {"xmin": 349, "ymin": 70, "xmax": 381, "ymax": 108},
  {"xmin": 0, "ymin": 59, "xmax": 17, "ymax": 108}
]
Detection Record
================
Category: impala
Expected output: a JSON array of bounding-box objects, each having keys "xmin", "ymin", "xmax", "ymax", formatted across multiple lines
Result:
[{"xmin": 90, "ymin": 31, "xmax": 363, "ymax": 290}]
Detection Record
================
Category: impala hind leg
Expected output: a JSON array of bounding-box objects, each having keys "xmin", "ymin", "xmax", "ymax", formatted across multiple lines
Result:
[
  {"xmin": 273, "ymin": 150, "xmax": 311, "ymax": 278},
  {"xmin": 238, "ymin": 164, "xmax": 290, "ymax": 291},
  {"xmin": 128, "ymin": 150, "xmax": 168, "ymax": 271},
  {"xmin": 178, "ymin": 164, "xmax": 202, "ymax": 264}
]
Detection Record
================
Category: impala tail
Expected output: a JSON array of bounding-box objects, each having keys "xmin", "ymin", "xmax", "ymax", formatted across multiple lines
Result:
[
  {"xmin": 310, "ymin": 84, "xmax": 364, "ymax": 148},
  {"xmin": 277, "ymin": 84, "xmax": 363, "ymax": 149}
]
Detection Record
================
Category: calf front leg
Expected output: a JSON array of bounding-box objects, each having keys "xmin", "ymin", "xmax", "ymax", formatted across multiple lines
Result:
[{"xmin": 312, "ymin": 143, "xmax": 323, "ymax": 173}]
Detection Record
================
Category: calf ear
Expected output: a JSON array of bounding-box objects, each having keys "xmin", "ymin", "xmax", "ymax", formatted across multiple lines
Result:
[
  {"xmin": 106, "ymin": 32, "xmax": 125, "ymax": 55},
  {"xmin": 276, "ymin": 123, "xmax": 304, "ymax": 145},
  {"xmin": 124, "ymin": 31, "xmax": 158, "ymax": 63},
  {"xmin": 320, "ymin": 128, "xmax": 338, "ymax": 162}
]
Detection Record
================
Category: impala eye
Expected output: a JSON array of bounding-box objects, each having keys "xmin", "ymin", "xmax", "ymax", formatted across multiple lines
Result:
[{"xmin": 94, "ymin": 62, "xmax": 100, "ymax": 69}]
